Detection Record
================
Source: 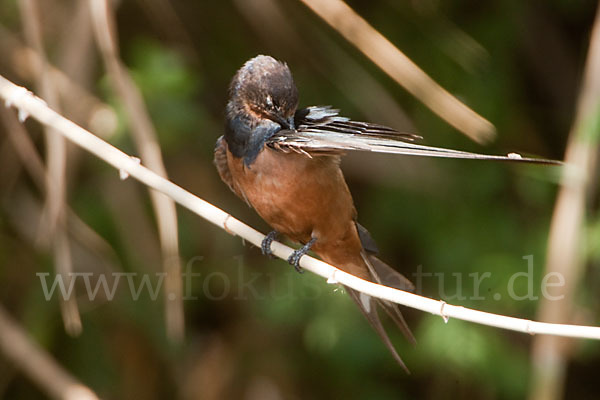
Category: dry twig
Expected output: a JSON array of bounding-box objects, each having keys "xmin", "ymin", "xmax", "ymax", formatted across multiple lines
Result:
[
  {"xmin": 233, "ymin": 0, "xmax": 414, "ymax": 131},
  {"xmin": 18, "ymin": 0, "xmax": 82, "ymax": 336},
  {"xmin": 0, "ymin": 306, "xmax": 99, "ymax": 400},
  {"xmin": 0, "ymin": 106, "xmax": 120, "ymax": 274},
  {"xmin": 298, "ymin": 0, "xmax": 495, "ymax": 143},
  {"xmin": 0, "ymin": 23, "xmax": 117, "ymax": 138},
  {"xmin": 88, "ymin": 0, "xmax": 184, "ymax": 341},
  {"xmin": 529, "ymin": 4, "xmax": 600, "ymax": 400}
]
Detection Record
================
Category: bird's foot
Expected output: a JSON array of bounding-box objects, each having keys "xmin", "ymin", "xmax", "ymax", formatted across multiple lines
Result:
[
  {"xmin": 261, "ymin": 230, "xmax": 279, "ymax": 258},
  {"xmin": 287, "ymin": 238, "xmax": 317, "ymax": 273}
]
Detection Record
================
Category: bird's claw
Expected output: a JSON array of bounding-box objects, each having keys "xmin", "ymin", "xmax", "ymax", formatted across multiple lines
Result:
[
  {"xmin": 287, "ymin": 237, "xmax": 316, "ymax": 274},
  {"xmin": 261, "ymin": 231, "xmax": 279, "ymax": 258},
  {"xmin": 287, "ymin": 250, "xmax": 305, "ymax": 273}
]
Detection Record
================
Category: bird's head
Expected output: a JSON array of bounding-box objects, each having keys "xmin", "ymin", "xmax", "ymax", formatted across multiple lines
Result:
[{"xmin": 228, "ymin": 55, "xmax": 298, "ymax": 130}]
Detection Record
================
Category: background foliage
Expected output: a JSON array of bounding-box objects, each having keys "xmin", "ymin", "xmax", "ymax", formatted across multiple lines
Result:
[{"xmin": 1, "ymin": 0, "xmax": 599, "ymax": 399}]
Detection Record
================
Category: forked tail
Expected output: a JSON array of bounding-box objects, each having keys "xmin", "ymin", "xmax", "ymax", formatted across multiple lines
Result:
[{"xmin": 344, "ymin": 223, "xmax": 416, "ymax": 372}]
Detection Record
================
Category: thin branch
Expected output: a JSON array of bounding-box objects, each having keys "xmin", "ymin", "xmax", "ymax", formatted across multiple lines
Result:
[
  {"xmin": 0, "ymin": 106, "xmax": 121, "ymax": 277},
  {"xmin": 2, "ymin": 75, "xmax": 600, "ymax": 341},
  {"xmin": 529, "ymin": 4, "xmax": 600, "ymax": 400},
  {"xmin": 88, "ymin": 0, "xmax": 184, "ymax": 341},
  {"xmin": 0, "ymin": 106, "xmax": 45, "ymax": 188},
  {"xmin": 18, "ymin": 0, "xmax": 82, "ymax": 337},
  {"xmin": 298, "ymin": 0, "xmax": 495, "ymax": 143},
  {"xmin": 0, "ymin": 22, "xmax": 117, "ymax": 138},
  {"xmin": 0, "ymin": 305, "xmax": 99, "ymax": 400}
]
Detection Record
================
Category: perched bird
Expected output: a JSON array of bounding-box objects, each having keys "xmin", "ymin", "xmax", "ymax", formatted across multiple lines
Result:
[{"xmin": 214, "ymin": 55, "xmax": 560, "ymax": 371}]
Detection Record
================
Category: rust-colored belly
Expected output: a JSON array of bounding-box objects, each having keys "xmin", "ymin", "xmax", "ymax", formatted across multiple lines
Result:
[{"xmin": 227, "ymin": 147, "xmax": 355, "ymax": 244}]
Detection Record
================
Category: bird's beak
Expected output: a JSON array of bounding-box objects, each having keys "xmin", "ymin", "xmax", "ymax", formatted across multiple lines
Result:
[{"xmin": 274, "ymin": 114, "xmax": 295, "ymax": 130}]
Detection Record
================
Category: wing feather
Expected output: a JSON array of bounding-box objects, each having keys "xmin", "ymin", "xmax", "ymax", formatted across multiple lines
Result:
[{"xmin": 270, "ymin": 106, "xmax": 563, "ymax": 165}]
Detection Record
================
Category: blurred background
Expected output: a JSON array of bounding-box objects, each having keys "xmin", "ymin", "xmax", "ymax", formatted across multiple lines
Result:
[{"xmin": 0, "ymin": 0, "xmax": 599, "ymax": 399}]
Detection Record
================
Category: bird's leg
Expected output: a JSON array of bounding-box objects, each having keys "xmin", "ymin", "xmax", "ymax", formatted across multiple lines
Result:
[
  {"xmin": 287, "ymin": 237, "xmax": 317, "ymax": 273},
  {"xmin": 261, "ymin": 230, "xmax": 280, "ymax": 257}
]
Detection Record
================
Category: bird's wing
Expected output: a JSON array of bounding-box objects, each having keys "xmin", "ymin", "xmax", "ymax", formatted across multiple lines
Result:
[
  {"xmin": 294, "ymin": 105, "xmax": 421, "ymax": 141},
  {"xmin": 268, "ymin": 106, "xmax": 562, "ymax": 165},
  {"xmin": 214, "ymin": 136, "xmax": 251, "ymax": 206}
]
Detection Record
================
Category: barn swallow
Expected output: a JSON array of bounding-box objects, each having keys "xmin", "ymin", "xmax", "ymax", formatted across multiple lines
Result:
[{"xmin": 214, "ymin": 55, "xmax": 561, "ymax": 371}]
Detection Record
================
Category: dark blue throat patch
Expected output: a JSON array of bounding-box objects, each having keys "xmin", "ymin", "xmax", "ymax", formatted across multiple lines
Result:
[{"xmin": 225, "ymin": 113, "xmax": 282, "ymax": 167}]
